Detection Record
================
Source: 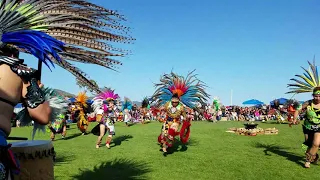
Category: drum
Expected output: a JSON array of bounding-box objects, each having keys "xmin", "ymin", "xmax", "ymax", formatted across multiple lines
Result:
[{"xmin": 10, "ymin": 140, "xmax": 55, "ymax": 180}]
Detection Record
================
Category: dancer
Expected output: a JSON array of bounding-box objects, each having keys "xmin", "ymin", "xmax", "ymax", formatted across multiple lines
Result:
[
  {"xmin": 131, "ymin": 104, "xmax": 140, "ymax": 123},
  {"xmin": 151, "ymin": 71, "xmax": 209, "ymax": 153},
  {"xmin": 285, "ymin": 99, "xmax": 300, "ymax": 127},
  {"xmin": 122, "ymin": 97, "xmax": 133, "ymax": 127},
  {"xmin": 92, "ymin": 90, "xmax": 120, "ymax": 149},
  {"xmin": 75, "ymin": 92, "xmax": 89, "ymax": 135},
  {"xmin": 287, "ymin": 60, "xmax": 320, "ymax": 168},
  {"xmin": 49, "ymin": 114, "xmax": 67, "ymax": 141},
  {"xmin": 271, "ymin": 99, "xmax": 285, "ymax": 123},
  {"xmin": 141, "ymin": 97, "xmax": 150, "ymax": 124}
]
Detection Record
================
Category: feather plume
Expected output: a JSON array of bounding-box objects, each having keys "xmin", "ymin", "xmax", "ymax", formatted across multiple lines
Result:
[
  {"xmin": 150, "ymin": 70, "xmax": 210, "ymax": 110},
  {"xmin": 76, "ymin": 91, "xmax": 88, "ymax": 108},
  {"xmin": 0, "ymin": 0, "xmax": 134, "ymax": 88},
  {"xmin": 287, "ymin": 59, "xmax": 320, "ymax": 94},
  {"xmin": 122, "ymin": 96, "xmax": 132, "ymax": 111},
  {"xmin": 92, "ymin": 89, "xmax": 119, "ymax": 114}
]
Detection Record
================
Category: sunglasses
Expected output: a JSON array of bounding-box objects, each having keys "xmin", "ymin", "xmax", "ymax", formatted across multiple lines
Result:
[{"xmin": 172, "ymin": 101, "xmax": 179, "ymax": 104}]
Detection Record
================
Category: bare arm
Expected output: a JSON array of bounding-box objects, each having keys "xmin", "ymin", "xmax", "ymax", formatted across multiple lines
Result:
[
  {"xmin": 293, "ymin": 101, "xmax": 309, "ymax": 123},
  {"xmin": 22, "ymin": 80, "xmax": 51, "ymax": 125}
]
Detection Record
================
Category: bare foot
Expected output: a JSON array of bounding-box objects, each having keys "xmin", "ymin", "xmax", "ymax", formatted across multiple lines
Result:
[
  {"xmin": 106, "ymin": 144, "xmax": 110, "ymax": 149},
  {"xmin": 162, "ymin": 147, "xmax": 167, "ymax": 153},
  {"xmin": 305, "ymin": 162, "xmax": 311, "ymax": 168},
  {"xmin": 96, "ymin": 145, "xmax": 99, "ymax": 149}
]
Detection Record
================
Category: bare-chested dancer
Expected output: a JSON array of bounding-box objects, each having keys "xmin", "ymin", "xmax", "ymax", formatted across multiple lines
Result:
[{"xmin": 0, "ymin": 47, "xmax": 51, "ymax": 179}]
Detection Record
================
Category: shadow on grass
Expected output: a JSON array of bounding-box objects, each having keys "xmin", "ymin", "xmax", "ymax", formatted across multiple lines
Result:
[
  {"xmin": 56, "ymin": 133, "xmax": 82, "ymax": 141},
  {"xmin": 142, "ymin": 121, "xmax": 151, "ymax": 124},
  {"xmin": 72, "ymin": 158, "xmax": 151, "ymax": 180},
  {"xmin": 160, "ymin": 138, "xmax": 199, "ymax": 156},
  {"xmin": 253, "ymin": 142, "xmax": 304, "ymax": 167},
  {"xmin": 54, "ymin": 153, "xmax": 76, "ymax": 166},
  {"xmin": 109, "ymin": 135, "xmax": 133, "ymax": 147},
  {"xmin": 128, "ymin": 123, "xmax": 135, "ymax": 127}
]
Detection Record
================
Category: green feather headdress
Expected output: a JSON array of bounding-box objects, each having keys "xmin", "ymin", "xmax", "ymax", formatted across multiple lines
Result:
[
  {"xmin": 0, "ymin": 0, "xmax": 134, "ymax": 93},
  {"xmin": 287, "ymin": 59, "xmax": 320, "ymax": 94}
]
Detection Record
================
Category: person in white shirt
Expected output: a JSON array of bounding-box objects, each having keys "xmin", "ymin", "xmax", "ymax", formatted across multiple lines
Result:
[{"xmin": 124, "ymin": 109, "xmax": 131, "ymax": 127}]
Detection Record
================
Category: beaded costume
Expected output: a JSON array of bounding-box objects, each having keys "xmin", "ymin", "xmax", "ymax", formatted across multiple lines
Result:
[{"xmin": 151, "ymin": 71, "xmax": 209, "ymax": 153}]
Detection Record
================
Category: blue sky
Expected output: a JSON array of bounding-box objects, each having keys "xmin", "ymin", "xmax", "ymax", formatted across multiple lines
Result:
[{"xmin": 22, "ymin": 0, "xmax": 320, "ymax": 105}]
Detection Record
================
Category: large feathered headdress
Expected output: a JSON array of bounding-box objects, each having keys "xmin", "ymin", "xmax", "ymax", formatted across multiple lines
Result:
[
  {"xmin": 287, "ymin": 60, "xmax": 320, "ymax": 94},
  {"xmin": 92, "ymin": 89, "xmax": 119, "ymax": 113},
  {"xmin": 0, "ymin": 0, "xmax": 134, "ymax": 93},
  {"xmin": 122, "ymin": 97, "xmax": 132, "ymax": 111},
  {"xmin": 75, "ymin": 92, "xmax": 88, "ymax": 108},
  {"xmin": 150, "ymin": 70, "xmax": 210, "ymax": 109}
]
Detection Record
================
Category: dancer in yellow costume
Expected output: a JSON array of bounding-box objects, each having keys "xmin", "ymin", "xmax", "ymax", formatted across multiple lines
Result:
[{"xmin": 75, "ymin": 92, "xmax": 89, "ymax": 135}]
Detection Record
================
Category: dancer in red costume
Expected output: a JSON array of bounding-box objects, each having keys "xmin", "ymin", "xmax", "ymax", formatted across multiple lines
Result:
[
  {"xmin": 285, "ymin": 99, "xmax": 300, "ymax": 127},
  {"xmin": 150, "ymin": 71, "xmax": 209, "ymax": 155}
]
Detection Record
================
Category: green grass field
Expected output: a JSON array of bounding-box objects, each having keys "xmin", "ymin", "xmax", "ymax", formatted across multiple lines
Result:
[{"xmin": 9, "ymin": 121, "xmax": 319, "ymax": 180}]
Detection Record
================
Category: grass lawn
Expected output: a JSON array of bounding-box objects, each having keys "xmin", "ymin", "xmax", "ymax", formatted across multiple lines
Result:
[{"xmin": 9, "ymin": 121, "xmax": 319, "ymax": 180}]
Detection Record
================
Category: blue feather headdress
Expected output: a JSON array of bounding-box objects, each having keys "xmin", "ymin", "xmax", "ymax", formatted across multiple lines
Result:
[
  {"xmin": 122, "ymin": 97, "xmax": 132, "ymax": 111},
  {"xmin": 150, "ymin": 70, "xmax": 210, "ymax": 109},
  {"xmin": 0, "ymin": 0, "xmax": 135, "ymax": 93}
]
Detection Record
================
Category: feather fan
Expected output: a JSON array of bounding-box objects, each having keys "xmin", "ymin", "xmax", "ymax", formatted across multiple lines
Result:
[
  {"xmin": 0, "ymin": 0, "xmax": 135, "ymax": 93},
  {"xmin": 287, "ymin": 58, "xmax": 320, "ymax": 94}
]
